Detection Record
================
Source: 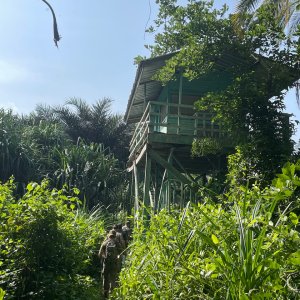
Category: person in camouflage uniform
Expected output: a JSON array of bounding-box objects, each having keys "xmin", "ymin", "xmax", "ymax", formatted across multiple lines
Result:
[
  {"xmin": 112, "ymin": 224, "xmax": 126, "ymax": 271},
  {"xmin": 113, "ymin": 224, "xmax": 126, "ymax": 250},
  {"xmin": 122, "ymin": 221, "xmax": 132, "ymax": 248},
  {"xmin": 98, "ymin": 230, "xmax": 121, "ymax": 298}
]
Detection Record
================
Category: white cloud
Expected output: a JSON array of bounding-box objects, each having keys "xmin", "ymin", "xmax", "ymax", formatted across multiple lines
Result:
[{"xmin": 0, "ymin": 60, "xmax": 37, "ymax": 84}]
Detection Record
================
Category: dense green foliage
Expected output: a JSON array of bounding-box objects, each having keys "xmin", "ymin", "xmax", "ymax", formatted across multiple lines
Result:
[
  {"xmin": 0, "ymin": 100, "xmax": 129, "ymax": 298},
  {"xmin": 50, "ymin": 139, "xmax": 126, "ymax": 209},
  {"xmin": 146, "ymin": 0, "xmax": 299, "ymax": 181},
  {"xmin": 1, "ymin": 2, "xmax": 300, "ymax": 299},
  {"xmin": 236, "ymin": 0, "xmax": 300, "ymax": 34},
  {"xmin": 0, "ymin": 109, "xmax": 32, "ymax": 184},
  {"xmin": 0, "ymin": 180, "xmax": 106, "ymax": 299},
  {"xmin": 114, "ymin": 162, "xmax": 300, "ymax": 299},
  {"xmin": 0, "ymin": 99, "xmax": 129, "ymax": 210}
]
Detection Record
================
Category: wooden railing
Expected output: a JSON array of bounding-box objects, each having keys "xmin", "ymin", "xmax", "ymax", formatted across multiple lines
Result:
[{"xmin": 129, "ymin": 101, "xmax": 225, "ymax": 156}]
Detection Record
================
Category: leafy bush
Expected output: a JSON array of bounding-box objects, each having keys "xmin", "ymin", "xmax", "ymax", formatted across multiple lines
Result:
[
  {"xmin": 0, "ymin": 107, "xmax": 130, "ymax": 210},
  {"xmin": 114, "ymin": 162, "xmax": 300, "ymax": 299},
  {"xmin": 192, "ymin": 137, "xmax": 222, "ymax": 157},
  {"xmin": 51, "ymin": 139, "xmax": 128, "ymax": 210},
  {"xmin": 0, "ymin": 180, "xmax": 105, "ymax": 299}
]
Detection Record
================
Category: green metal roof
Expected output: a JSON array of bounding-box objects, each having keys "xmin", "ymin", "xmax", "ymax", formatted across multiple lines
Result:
[
  {"xmin": 125, "ymin": 53, "xmax": 175, "ymax": 124},
  {"xmin": 125, "ymin": 52, "xmax": 298, "ymax": 124}
]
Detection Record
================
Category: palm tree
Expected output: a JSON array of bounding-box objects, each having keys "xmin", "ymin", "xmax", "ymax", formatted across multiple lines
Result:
[
  {"xmin": 236, "ymin": 0, "xmax": 300, "ymax": 107},
  {"xmin": 236, "ymin": 0, "xmax": 300, "ymax": 33},
  {"xmin": 53, "ymin": 98, "xmax": 129, "ymax": 162}
]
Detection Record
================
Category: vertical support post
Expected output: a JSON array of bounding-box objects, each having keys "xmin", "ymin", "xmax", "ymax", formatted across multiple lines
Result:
[
  {"xmin": 158, "ymin": 148, "xmax": 174, "ymax": 207},
  {"xmin": 165, "ymin": 84, "xmax": 170, "ymax": 134},
  {"xmin": 143, "ymin": 153, "xmax": 152, "ymax": 207},
  {"xmin": 158, "ymin": 169, "xmax": 167, "ymax": 204},
  {"xmin": 129, "ymin": 170, "xmax": 134, "ymax": 213},
  {"xmin": 172, "ymin": 185, "xmax": 176, "ymax": 207},
  {"xmin": 167, "ymin": 84, "xmax": 170, "ymax": 110},
  {"xmin": 180, "ymin": 182, "xmax": 184, "ymax": 209},
  {"xmin": 133, "ymin": 160, "xmax": 139, "ymax": 219},
  {"xmin": 167, "ymin": 180, "xmax": 170, "ymax": 212},
  {"xmin": 153, "ymin": 162, "xmax": 158, "ymax": 212},
  {"xmin": 194, "ymin": 116, "xmax": 197, "ymax": 136},
  {"xmin": 177, "ymin": 70, "xmax": 183, "ymax": 134}
]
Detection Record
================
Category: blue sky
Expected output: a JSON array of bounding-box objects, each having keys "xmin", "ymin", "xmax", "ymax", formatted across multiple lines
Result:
[
  {"xmin": 0, "ymin": 0, "xmax": 299, "ymax": 140},
  {"xmin": 0, "ymin": 0, "xmax": 156, "ymax": 114}
]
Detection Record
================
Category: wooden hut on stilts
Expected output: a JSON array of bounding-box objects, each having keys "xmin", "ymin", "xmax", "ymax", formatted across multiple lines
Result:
[{"xmin": 124, "ymin": 52, "xmax": 295, "ymax": 218}]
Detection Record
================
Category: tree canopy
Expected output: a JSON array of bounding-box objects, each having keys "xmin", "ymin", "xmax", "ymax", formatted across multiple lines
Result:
[
  {"xmin": 236, "ymin": 0, "xmax": 300, "ymax": 33},
  {"xmin": 145, "ymin": 0, "xmax": 299, "ymax": 181}
]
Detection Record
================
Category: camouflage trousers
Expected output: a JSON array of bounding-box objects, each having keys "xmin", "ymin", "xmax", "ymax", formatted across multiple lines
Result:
[{"xmin": 102, "ymin": 263, "xmax": 118, "ymax": 298}]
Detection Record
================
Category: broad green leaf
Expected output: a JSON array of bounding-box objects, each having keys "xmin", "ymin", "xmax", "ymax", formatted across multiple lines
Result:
[
  {"xmin": 269, "ymin": 260, "xmax": 280, "ymax": 269},
  {"xmin": 0, "ymin": 288, "xmax": 5, "ymax": 300},
  {"xmin": 272, "ymin": 284, "xmax": 283, "ymax": 291},
  {"xmin": 288, "ymin": 251, "xmax": 300, "ymax": 265},
  {"xmin": 283, "ymin": 189, "xmax": 293, "ymax": 197},
  {"xmin": 211, "ymin": 234, "xmax": 219, "ymax": 245},
  {"xmin": 73, "ymin": 187, "xmax": 80, "ymax": 195},
  {"xmin": 292, "ymin": 179, "xmax": 300, "ymax": 186},
  {"xmin": 27, "ymin": 183, "xmax": 33, "ymax": 192},
  {"xmin": 289, "ymin": 212, "xmax": 298, "ymax": 225},
  {"xmin": 276, "ymin": 174, "xmax": 290, "ymax": 181}
]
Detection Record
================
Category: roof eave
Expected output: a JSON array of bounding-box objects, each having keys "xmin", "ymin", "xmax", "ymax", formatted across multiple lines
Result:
[{"xmin": 124, "ymin": 52, "xmax": 177, "ymax": 123}]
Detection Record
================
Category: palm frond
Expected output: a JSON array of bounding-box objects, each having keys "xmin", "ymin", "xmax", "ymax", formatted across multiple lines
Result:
[
  {"xmin": 41, "ymin": 0, "xmax": 61, "ymax": 47},
  {"xmin": 66, "ymin": 98, "xmax": 92, "ymax": 121},
  {"xmin": 236, "ymin": 0, "xmax": 260, "ymax": 13},
  {"xmin": 287, "ymin": 5, "xmax": 300, "ymax": 34},
  {"xmin": 92, "ymin": 98, "xmax": 113, "ymax": 119}
]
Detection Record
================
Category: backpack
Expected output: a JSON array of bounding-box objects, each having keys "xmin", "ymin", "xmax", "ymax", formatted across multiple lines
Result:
[
  {"xmin": 122, "ymin": 226, "xmax": 131, "ymax": 241},
  {"xmin": 122, "ymin": 227, "xmax": 129, "ymax": 245},
  {"xmin": 105, "ymin": 239, "xmax": 118, "ymax": 265}
]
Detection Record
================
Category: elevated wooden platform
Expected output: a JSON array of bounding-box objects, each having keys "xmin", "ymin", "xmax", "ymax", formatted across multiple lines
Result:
[{"xmin": 125, "ymin": 52, "xmax": 296, "ymax": 216}]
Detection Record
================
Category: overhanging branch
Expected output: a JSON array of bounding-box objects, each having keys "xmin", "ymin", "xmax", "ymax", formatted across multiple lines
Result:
[{"xmin": 41, "ymin": 0, "xmax": 61, "ymax": 47}]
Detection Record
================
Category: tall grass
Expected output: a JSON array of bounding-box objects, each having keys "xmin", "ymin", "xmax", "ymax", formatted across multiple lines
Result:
[
  {"xmin": 0, "ymin": 109, "xmax": 32, "ymax": 184},
  {"xmin": 113, "ymin": 162, "xmax": 300, "ymax": 299}
]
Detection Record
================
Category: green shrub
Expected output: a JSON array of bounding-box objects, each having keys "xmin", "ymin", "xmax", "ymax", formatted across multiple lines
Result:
[
  {"xmin": 52, "ymin": 139, "xmax": 128, "ymax": 210},
  {"xmin": 0, "ymin": 109, "xmax": 130, "ymax": 211},
  {"xmin": 114, "ymin": 162, "xmax": 300, "ymax": 299},
  {"xmin": 0, "ymin": 109, "xmax": 33, "ymax": 184},
  {"xmin": 0, "ymin": 180, "xmax": 105, "ymax": 299},
  {"xmin": 192, "ymin": 137, "xmax": 222, "ymax": 157}
]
